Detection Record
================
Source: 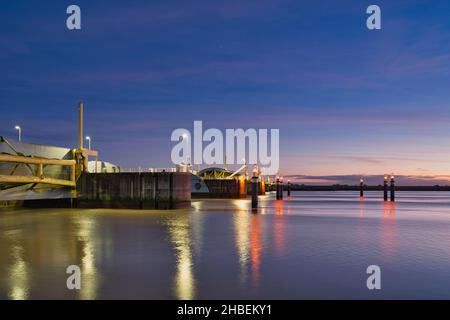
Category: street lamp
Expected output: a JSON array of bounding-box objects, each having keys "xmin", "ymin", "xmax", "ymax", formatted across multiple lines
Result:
[
  {"xmin": 14, "ymin": 126, "xmax": 21, "ymax": 142},
  {"xmin": 85, "ymin": 136, "xmax": 91, "ymax": 150}
]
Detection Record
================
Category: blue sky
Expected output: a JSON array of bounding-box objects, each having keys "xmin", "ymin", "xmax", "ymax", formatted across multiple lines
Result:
[{"xmin": 1, "ymin": 1, "xmax": 450, "ymax": 184}]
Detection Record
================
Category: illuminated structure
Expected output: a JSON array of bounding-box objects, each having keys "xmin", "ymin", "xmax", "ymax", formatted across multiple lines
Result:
[
  {"xmin": 390, "ymin": 174, "xmax": 395, "ymax": 202},
  {"xmin": 383, "ymin": 175, "xmax": 389, "ymax": 201},
  {"xmin": 360, "ymin": 178, "xmax": 364, "ymax": 197}
]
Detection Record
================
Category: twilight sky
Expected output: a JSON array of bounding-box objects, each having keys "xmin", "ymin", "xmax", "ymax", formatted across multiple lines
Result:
[{"xmin": 1, "ymin": 0, "xmax": 450, "ymax": 185}]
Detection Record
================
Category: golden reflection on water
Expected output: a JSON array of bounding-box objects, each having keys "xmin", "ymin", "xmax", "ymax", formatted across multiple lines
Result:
[
  {"xmin": 250, "ymin": 215, "xmax": 262, "ymax": 286},
  {"xmin": 7, "ymin": 233, "xmax": 30, "ymax": 300},
  {"xmin": 191, "ymin": 212, "xmax": 204, "ymax": 259},
  {"xmin": 233, "ymin": 211, "xmax": 250, "ymax": 283},
  {"xmin": 383, "ymin": 201, "xmax": 396, "ymax": 219},
  {"xmin": 232, "ymin": 199, "xmax": 288, "ymax": 288},
  {"xmin": 274, "ymin": 201, "xmax": 286, "ymax": 256},
  {"xmin": 358, "ymin": 197, "xmax": 365, "ymax": 218},
  {"xmin": 232, "ymin": 199, "xmax": 250, "ymax": 211},
  {"xmin": 167, "ymin": 214, "xmax": 196, "ymax": 300},
  {"xmin": 381, "ymin": 201, "xmax": 397, "ymax": 261},
  {"xmin": 76, "ymin": 215, "xmax": 100, "ymax": 300}
]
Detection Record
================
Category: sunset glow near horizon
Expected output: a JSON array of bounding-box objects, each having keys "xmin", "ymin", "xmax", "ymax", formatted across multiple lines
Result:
[{"xmin": 2, "ymin": 1, "xmax": 450, "ymax": 185}]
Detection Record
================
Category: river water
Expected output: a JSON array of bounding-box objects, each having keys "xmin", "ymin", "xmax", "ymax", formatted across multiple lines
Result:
[{"xmin": 1, "ymin": 191, "xmax": 450, "ymax": 299}]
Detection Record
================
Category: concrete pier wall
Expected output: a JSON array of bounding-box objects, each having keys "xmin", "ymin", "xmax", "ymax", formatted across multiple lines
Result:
[
  {"xmin": 76, "ymin": 172, "xmax": 191, "ymax": 209},
  {"xmin": 192, "ymin": 179, "xmax": 247, "ymax": 198}
]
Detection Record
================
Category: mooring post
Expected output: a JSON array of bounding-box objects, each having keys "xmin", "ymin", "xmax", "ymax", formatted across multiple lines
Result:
[
  {"xmin": 390, "ymin": 175, "xmax": 395, "ymax": 202},
  {"xmin": 280, "ymin": 177, "xmax": 284, "ymax": 200},
  {"xmin": 287, "ymin": 179, "xmax": 291, "ymax": 197},
  {"xmin": 276, "ymin": 176, "xmax": 280, "ymax": 200},
  {"xmin": 251, "ymin": 175, "xmax": 258, "ymax": 211},
  {"xmin": 360, "ymin": 178, "xmax": 364, "ymax": 197},
  {"xmin": 383, "ymin": 175, "xmax": 388, "ymax": 201}
]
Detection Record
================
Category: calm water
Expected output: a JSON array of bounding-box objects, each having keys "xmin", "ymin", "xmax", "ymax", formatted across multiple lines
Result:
[{"xmin": 2, "ymin": 191, "xmax": 450, "ymax": 300}]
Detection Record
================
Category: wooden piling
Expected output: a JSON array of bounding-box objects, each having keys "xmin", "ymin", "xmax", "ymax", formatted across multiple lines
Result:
[
  {"xmin": 280, "ymin": 177, "xmax": 284, "ymax": 200},
  {"xmin": 390, "ymin": 176, "xmax": 395, "ymax": 202},
  {"xmin": 251, "ymin": 175, "xmax": 258, "ymax": 211},
  {"xmin": 383, "ymin": 176, "xmax": 388, "ymax": 201}
]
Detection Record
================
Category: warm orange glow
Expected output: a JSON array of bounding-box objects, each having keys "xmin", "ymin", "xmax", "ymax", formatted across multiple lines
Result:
[
  {"xmin": 250, "ymin": 215, "xmax": 261, "ymax": 286},
  {"xmin": 275, "ymin": 199, "xmax": 283, "ymax": 216},
  {"xmin": 383, "ymin": 201, "xmax": 396, "ymax": 219},
  {"xmin": 233, "ymin": 212, "xmax": 250, "ymax": 284},
  {"xmin": 381, "ymin": 201, "xmax": 397, "ymax": 261},
  {"xmin": 238, "ymin": 177, "xmax": 246, "ymax": 197},
  {"xmin": 358, "ymin": 199, "xmax": 364, "ymax": 217},
  {"xmin": 274, "ymin": 213, "xmax": 286, "ymax": 257},
  {"xmin": 260, "ymin": 180, "xmax": 266, "ymax": 194}
]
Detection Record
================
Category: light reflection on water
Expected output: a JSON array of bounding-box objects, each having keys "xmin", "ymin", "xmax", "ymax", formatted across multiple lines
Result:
[
  {"xmin": 167, "ymin": 214, "xmax": 195, "ymax": 300},
  {"xmin": 233, "ymin": 211, "xmax": 250, "ymax": 284},
  {"xmin": 76, "ymin": 215, "xmax": 100, "ymax": 300},
  {"xmin": 2, "ymin": 191, "xmax": 450, "ymax": 299},
  {"xmin": 250, "ymin": 214, "xmax": 262, "ymax": 288},
  {"xmin": 8, "ymin": 239, "xmax": 30, "ymax": 300}
]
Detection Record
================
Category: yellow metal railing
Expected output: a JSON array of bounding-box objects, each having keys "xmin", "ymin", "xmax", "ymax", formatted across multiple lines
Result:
[{"xmin": 0, "ymin": 154, "xmax": 76, "ymax": 187}]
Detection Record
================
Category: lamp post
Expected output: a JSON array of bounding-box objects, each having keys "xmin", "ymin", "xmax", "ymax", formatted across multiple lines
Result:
[
  {"xmin": 251, "ymin": 165, "xmax": 259, "ymax": 211},
  {"xmin": 279, "ymin": 176, "xmax": 284, "ymax": 200},
  {"xmin": 85, "ymin": 136, "xmax": 91, "ymax": 150},
  {"xmin": 276, "ymin": 175, "xmax": 280, "ymax": 200},
  {"xmin": 383, "ymin": 175, "xmax": 388, "ymax": 201},
  {"xmin": 390, "ymin": 174, "xmax": 395, "ymax": 202},
  {"xmin": 14, "ymin": 126, "xmax": 21, "ymax": 142},
  {"xmin": 360, "ymin": 178, "xmax": 364, "ymax": 197}
]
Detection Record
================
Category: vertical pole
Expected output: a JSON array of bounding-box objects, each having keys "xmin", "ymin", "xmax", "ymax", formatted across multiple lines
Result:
[
  {"xmin": 390, "ymin": 175, "xmax": 395, "ymax": 202},
  {"xmin": 383, "ymin": 175, "xmax": 388, "ymax": 201},
  {"xmin": 169, "ymin": 173, "xmax": 174, "ymax": 210},
  {"xmin": 287, "ymin": 180, "xmax": 291, "ymax": 197},
  {"xmin": 360, "ymin": 178, "xmax": 364, "ymax": 197},
  {"xmin": 276, "ymin": 176, "xmax": 280, "ymax": 200},
  {"xmin": 251, "ymin": 175, "xmax": 258, "ymax": 211},
  {"xmin": 280, "ymin": 177, "xmax": 284, "ymax": 200},
  {"xmin": 78, "ymin": 102, "xmax": 84, "ymax": 150}
]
